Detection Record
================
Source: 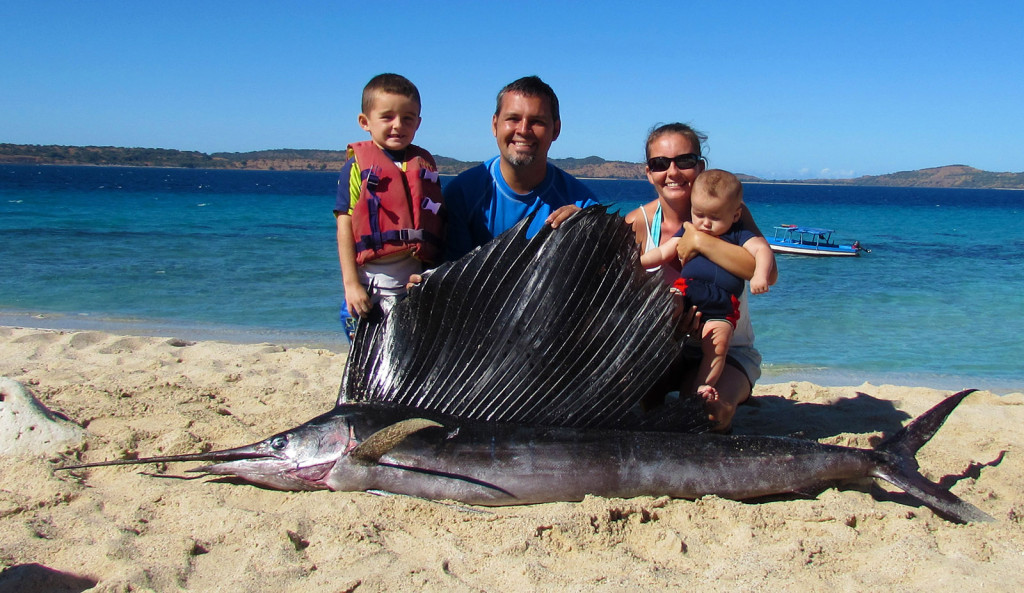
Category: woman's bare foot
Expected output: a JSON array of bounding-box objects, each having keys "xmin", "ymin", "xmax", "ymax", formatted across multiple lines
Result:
[
  {"xmin": 699, "ymin": 385, "xmax": 738, "ymax": 433},
  {"xmin": 707, "ymin": 400, "xmax": 738, "ymax": 433}
]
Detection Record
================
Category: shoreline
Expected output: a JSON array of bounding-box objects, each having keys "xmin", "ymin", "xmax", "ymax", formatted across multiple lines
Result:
[
  {"xmin": 3, "ymin": 312, "xmax": 1020, "ymax": 395},
  {"xmin": 6, "ymin": 160, "xmax": 1024, "ymax": 191},
  {"xmin": 0, "ymin": 311, "xmax": 350, "ymax": 353},
  {"xmin": 1, "ymin": 326, "xmax": 1022, "ymax": 590}
]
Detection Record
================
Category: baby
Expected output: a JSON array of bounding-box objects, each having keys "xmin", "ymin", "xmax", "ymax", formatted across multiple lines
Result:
[{"xmin": 640, "ymin": 169, "xmax": 773, "ymax": 408}]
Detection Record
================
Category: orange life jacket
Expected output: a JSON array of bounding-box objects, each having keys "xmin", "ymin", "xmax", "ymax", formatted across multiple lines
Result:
[{"xmin": 348, "ymin": 141, "xmax": 445, "ymax": 265}]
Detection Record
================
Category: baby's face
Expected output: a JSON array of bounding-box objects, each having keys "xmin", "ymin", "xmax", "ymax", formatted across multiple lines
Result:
[
  {"xmin": 359, "ymin": 91, "xmax": 421, "ymax": 152},
  {"xmin": 690, "ymin": 192, "xmax": 740, "ymax": 236}
]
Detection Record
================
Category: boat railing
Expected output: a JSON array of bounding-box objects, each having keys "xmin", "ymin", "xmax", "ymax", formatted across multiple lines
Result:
[{"xmin": 772, "ymin": 226, "xmax": 836, "ymax": 247}]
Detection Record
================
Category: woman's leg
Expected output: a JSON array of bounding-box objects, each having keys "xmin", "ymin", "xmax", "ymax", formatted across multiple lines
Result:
[{"xmin": 707, "ymin": 362, "xmax": 752, "ymax": 432}]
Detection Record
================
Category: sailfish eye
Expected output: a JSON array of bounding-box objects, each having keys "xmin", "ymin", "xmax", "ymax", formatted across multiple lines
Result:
[{"xmin": 269, "ymin": 435, "xmax": 289, "ymax": 450}]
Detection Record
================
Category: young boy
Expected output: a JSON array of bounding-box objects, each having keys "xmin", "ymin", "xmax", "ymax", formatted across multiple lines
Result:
[
  {"xmin": 640, "ymin": 169, "xmax": 773, "ymax": 413},
  {"xmin": 334, "ymin": 74, "xmax": 444, "ymax": 341}
]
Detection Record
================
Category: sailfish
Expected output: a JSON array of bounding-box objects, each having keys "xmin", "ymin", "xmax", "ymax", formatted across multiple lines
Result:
[{"xmin": 60, "ymin": 207, "xmax": 993, "ymax": 523}]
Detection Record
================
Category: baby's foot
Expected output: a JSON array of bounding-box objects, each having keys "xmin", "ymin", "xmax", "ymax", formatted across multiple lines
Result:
[{"xmin": 697, "ymin": 384, "xmax": 718, "ymax": 401}]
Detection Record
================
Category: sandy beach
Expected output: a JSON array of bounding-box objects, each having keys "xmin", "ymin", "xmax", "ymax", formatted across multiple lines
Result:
[{"xmin": 1, "ymin": 325, "xmax": 1022, "ymax": 592}]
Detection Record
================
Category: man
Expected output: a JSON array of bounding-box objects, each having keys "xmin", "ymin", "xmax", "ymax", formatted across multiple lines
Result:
[{"xmin": 442, "ymin": 76, "xmax": 599, "ymax": 261}]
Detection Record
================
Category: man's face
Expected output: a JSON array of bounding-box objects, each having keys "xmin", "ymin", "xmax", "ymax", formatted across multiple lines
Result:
[{"xmin": 492, "ymin": 92, "xmax": 560, "ymax": 168}]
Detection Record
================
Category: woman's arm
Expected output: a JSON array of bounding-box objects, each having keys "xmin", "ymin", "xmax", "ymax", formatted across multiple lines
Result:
[
  {"xmin": 623, "ymin": 207, "xmax": 649, "ymax": 250},
  {"xmin": 738, "ymin": 205, "xmax": 763, "ymax": 236},
  {"xmin": 676, "ymin": 222, "xmax": 756, "ymax": 279}
]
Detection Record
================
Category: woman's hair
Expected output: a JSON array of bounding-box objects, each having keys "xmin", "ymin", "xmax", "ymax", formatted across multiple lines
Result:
[{"xmin": 645, "ymin": 122, "xmax": 708, "ymax": 161}]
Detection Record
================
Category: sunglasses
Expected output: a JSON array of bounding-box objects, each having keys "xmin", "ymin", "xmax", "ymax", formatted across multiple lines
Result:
[{"xmin": 646, "ymin": 153, "xmax": 702, "ymax": 172}]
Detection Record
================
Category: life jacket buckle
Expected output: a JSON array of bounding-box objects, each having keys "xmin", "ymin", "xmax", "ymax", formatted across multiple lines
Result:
[{"xmin": 362, "ymin": 165, "xmax": 382, "ymax": 192}]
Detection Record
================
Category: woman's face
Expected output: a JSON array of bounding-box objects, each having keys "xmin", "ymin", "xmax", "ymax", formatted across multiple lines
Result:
[{"xmin": 645, "ymin": 133, "xmax": 704, "ymax": 209}]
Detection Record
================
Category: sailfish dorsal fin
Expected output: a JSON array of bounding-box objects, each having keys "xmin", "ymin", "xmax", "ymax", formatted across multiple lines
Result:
[{"xmin": 339, "ymin": 206, "xmax": 707, "ymax": 431}]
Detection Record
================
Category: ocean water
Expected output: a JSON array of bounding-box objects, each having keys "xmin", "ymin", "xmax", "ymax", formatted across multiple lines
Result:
[{"xmin": 2, "ymin": 165, "xmax": 1022, "ymax": 393}]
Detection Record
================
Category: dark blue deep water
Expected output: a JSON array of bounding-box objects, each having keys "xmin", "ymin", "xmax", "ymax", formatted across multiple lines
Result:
[{"xmin": 2, "ymin": 165, "xmax": 1022, "ymax": 392}]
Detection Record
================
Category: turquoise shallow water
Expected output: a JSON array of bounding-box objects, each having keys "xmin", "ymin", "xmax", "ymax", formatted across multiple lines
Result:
[{"xmin": 2, "ymin": 165, "xmax": 1022, "ymax": 393}]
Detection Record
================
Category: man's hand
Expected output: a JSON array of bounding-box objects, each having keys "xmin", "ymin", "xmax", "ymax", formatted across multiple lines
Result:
[
  {"xmin": 405, "ymin": 273, "xmax": 424, "ymax": 291},
  {"xmin": 545, "ymin": 204, "xmax": 581, "ymax": 229}
]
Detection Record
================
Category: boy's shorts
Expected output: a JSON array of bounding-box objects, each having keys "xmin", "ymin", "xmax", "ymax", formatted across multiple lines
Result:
[
  {"xmin": 357, "ymin": 256, "xmax": 423, "ymax": 297},
  {"xmin": 341, "ymin": 255, "xmax": 424, "ymax": 343}
]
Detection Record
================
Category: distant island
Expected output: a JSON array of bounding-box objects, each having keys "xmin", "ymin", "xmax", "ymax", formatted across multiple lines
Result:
[{"xmin": 2, "ymin": 143, "xmax": 1023, "ymax": 189}]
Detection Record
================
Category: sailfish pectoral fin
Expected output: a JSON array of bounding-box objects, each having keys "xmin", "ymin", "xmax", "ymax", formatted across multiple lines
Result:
[{"xmin": 349, "ymin": 418, "xmax": 443, "ymax": 465}]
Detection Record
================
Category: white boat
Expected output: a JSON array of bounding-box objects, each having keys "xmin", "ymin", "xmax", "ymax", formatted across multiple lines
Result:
[{"xmin": 767, "ymin": 225, "xmax": 861, "ymax": 257}]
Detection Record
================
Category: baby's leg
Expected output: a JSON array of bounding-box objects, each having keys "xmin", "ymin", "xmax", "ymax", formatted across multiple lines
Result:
[
  {"xmin": 697, "ymin": 320, "xmax": 733, "ymax": 392},
  {"xmin": 695, "ymin": 320, "xmax": 734, "ymax": 429}
]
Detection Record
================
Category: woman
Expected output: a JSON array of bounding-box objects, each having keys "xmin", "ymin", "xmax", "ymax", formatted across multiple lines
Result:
[{"xmin": 624, "ymin": 123, "xmax": 777, "ymax": 431}]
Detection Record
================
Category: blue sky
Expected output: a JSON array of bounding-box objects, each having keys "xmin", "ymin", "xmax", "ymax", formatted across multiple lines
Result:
[{"xmin": 2, "ymin": 1, "xmax": 1021, "ymax": 179}]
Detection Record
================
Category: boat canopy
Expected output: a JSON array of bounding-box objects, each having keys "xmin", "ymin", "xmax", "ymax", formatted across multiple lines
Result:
[{"xmin": 775, "ymin": 226, "xmax": 834, "ymax": 236}]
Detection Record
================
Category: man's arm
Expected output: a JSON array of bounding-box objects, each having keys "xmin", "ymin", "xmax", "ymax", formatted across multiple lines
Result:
[
  {"xmin": 442, "ymin": 177, "xmax": 474, "ymax": 262},
  {"xmin": 544, "ymin": 174, "xmax": 599, "ymax": 228}
]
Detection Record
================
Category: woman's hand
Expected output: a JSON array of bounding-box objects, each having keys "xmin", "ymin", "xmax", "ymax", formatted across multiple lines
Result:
[
  {"xmin": 670, "ymin": 288, "xmax": 701, "ymax": 332},
  {"xmin": 677, "ymin": 221, "xmax": 757, "ymax": 279},
  {"xmin": 675, "ymin": 221, "xmax": 703, "ymax": 263}
]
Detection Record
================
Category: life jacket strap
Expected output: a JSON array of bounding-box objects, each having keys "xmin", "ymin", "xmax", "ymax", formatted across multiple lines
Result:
[{"xmin": 354, "ymin": 229, "xmax": 442, "ymax": 253}]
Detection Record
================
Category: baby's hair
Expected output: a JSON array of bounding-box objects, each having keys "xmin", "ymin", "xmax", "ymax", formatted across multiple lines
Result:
[
  {"xmin": 696, "ymin": 169, "xmax": 743, "ymax": 206},
  {"xmin": 362, "ymin": 73, "xmax": 421, "ymax": 114}
]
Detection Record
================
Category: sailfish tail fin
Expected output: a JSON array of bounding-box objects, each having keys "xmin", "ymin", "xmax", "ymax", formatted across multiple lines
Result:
[{"xmin": 871, "ymin": 389, "xmax": 993, "ymax": 523}]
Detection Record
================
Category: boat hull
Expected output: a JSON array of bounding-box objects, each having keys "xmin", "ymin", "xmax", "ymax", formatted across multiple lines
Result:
[{"xmin": 768, "ymin": 241, "xmax": 859, "ymax": 257}]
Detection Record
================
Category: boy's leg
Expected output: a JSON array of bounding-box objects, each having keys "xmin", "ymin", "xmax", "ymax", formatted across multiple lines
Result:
[{"xmin": 339, "ymin": 300, "xmax": 358, "ymax": 344}]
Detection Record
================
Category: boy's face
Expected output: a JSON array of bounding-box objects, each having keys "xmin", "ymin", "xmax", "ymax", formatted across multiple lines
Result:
[
  {"xmin": 690, "ymin": 190, "xmax": 741, "ymax": 237},
  {"xmin": 359, "ymin": 92, "xmax": 421, "ymax": 152}
]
